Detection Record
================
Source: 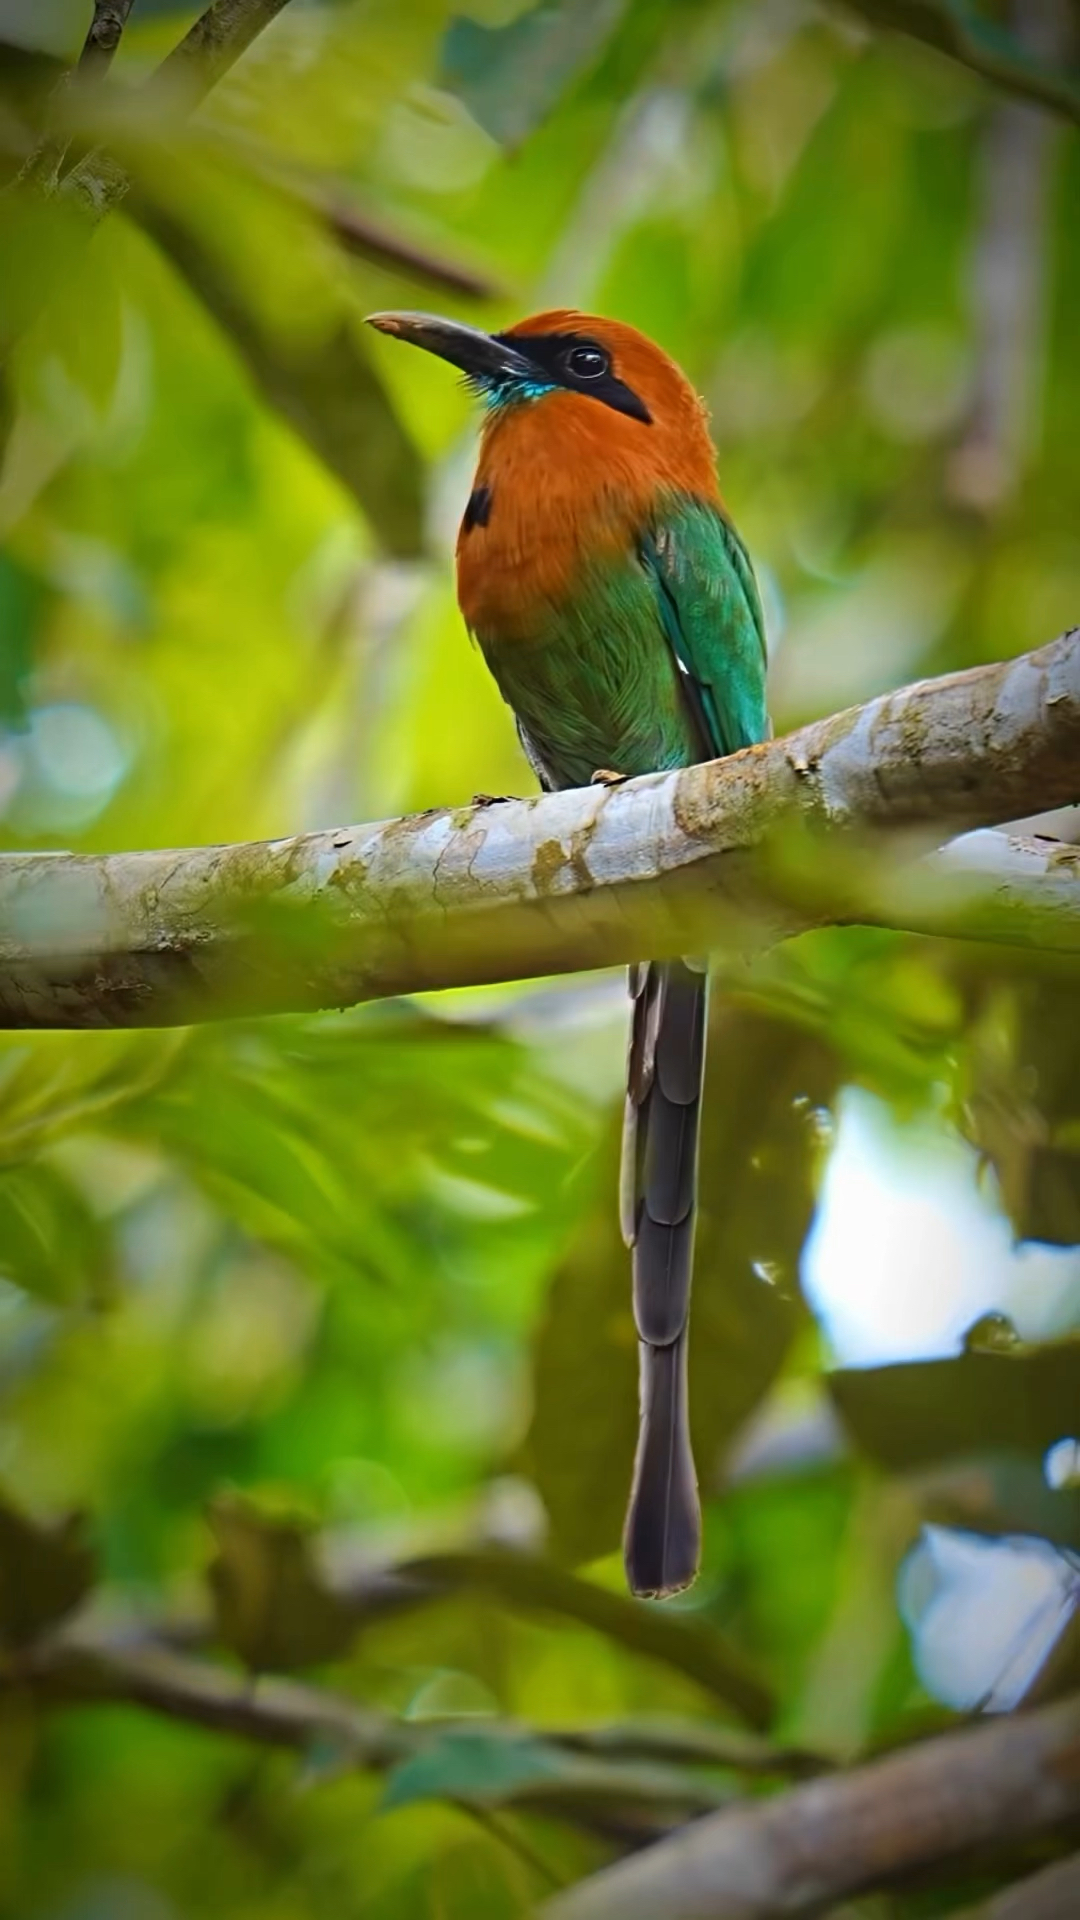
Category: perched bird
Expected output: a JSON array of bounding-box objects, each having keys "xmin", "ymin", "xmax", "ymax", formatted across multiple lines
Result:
[{"xmin": 366, "ymin": 309, "xmax": 768, "ymax": 1597}]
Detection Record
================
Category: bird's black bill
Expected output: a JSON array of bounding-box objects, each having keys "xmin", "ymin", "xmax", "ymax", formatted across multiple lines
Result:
[
  {"xmin": 365, "ymin": 311, "xmax": 537, "ymax": 385},
  {"xmin": 366, "ymin": 310, "xmax": 653, "ymax": 424}
]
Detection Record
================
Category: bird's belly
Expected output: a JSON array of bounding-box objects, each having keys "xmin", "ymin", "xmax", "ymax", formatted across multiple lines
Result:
[{"xmin": 479, "ymin": 604, "xmax": 700, "ymax": 793}]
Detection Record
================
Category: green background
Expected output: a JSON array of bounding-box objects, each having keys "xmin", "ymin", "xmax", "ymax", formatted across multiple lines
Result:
[{"xmin": 1, "ymin": 1, "xmax": 1079, "ymax": 1913}]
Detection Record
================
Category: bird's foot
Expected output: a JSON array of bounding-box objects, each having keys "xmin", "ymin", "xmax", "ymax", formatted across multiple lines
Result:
[
  {"xmin": 472, "ymin": 792, "xmax": 514, "ymax": 807},
  {"xmin": 591, "ymin": 768, "xmax": 629, "ymax": 788}
]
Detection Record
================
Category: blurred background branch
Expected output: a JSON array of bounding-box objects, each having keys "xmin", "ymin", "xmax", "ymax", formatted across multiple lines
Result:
[
  {"xmin": 150, "ymin": 0, "xmax": 296, "ymax": 112},
  {"xmin": 0, "ymin": 1488, "xmax": 802, "ymax": 1852},
  {"xmin": 9, "ymin": 1634, "xmax": 752, "ymax": 1841},
  {"xmin": 10, "ymin": 0, "xmax": 296, "ymax": 223},
  {"xmin": 74, "ymin": 2, "xmax": 137, "ymax": 84},
  {"xmin": 948, "ymin": 0, "xmax": 1072, "ymax": 511},
  {"xmin": 543, "ymin": 1691, "xmax": 1080, "ymax": 1918},
  {"xmin": 208, "ymin": 131, "xmax": 496, "ymax": 296},
  {"xmin": 838, "ymin": 0, "xmax": 1080, "ymax": 122}
]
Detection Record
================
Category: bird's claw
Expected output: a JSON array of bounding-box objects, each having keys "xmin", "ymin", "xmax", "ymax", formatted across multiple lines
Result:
[
  {"xmin": 472, "ymin": 792, "xmax": 514, "ymax": 807},
  {"xmin": 591, "ymin": 768, "xmax": 629, "ymax": 787}
]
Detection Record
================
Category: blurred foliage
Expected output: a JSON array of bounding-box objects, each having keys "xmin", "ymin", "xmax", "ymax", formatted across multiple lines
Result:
[
  {"xmin": 0, "ymin": 1494, "xmax": 94, "ymax": 1648},
  {"xmin": 0, "ymin": 0, "xmax": 1079, "ymax": 1915},
  {"xmin": 208, "ymin": 1492, "xmax": 359, "ymax": 1671},
  {"xmin": 831, "ymin": 1331, "xmax": 1080, "ymax": 1469},
  {"xmin": 962, "ymin": 972, "xmax": 1080, "ymax": 1246}
]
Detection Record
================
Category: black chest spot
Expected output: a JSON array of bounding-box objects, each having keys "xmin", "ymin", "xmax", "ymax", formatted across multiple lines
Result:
[{"xmin": 462, "ymin": 484, "xmax": 492, "ymax": 534}]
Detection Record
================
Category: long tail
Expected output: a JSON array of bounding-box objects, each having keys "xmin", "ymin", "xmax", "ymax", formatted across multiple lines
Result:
[{"xmin": 620, "ymin": 957, "xmax": 707, "ymax": 1598}]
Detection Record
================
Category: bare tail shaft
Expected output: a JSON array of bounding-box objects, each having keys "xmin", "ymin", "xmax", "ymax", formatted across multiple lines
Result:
[{"xmin": 620, "ymin": 959, "xmax": 706, "ymax": 1597}]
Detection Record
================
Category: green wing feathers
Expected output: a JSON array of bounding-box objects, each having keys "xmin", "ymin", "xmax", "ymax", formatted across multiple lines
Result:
[{"xmin": 642, "ymin": 494, "xmax": 769, "ymax": 759}]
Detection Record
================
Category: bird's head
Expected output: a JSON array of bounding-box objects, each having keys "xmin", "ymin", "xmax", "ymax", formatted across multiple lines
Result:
[{"xmin": 365, "ymin": 307, "xmax": 716, "ymax": 493}]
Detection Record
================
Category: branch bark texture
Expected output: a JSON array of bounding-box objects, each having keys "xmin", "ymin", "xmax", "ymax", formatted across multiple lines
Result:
[
  {"xmin": 541, "ymin": 1693, "xmax": 1080, "ymax": 1920},
  {"xmin": 0, "ymin": 631, "xmax": 1077, "ymax": 1030},
  {"xmin": 78, "ymin": 3, "xmax": 138, "ymax": 80}
]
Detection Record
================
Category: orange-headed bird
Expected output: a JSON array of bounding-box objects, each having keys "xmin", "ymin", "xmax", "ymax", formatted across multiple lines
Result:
[{"xmin": 366, "ymin": 309, "xmax": 768, "ymax": 1597}]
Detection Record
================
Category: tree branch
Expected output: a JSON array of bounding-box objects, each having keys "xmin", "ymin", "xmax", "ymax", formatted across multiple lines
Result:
[
  {"xmin": 77, "ymin": 3, "xmax": 138, "ymax": 82},
  {"xmin": 8, "ymin": 1631, "xmax": 783, "ymax": 1837},
  {"xmin": 208, "ymin": 129, "xmax": 497, "ymax": 297},
  {"xmin": 393, "ymin": 1549, "xmax": 772, "ymax": 1726},
  {"xmin": 60, "ymin": 0, "xmax": 296, "ymax": 219},
  {"xmin": 131, "ymin": 1542, "xmax": 776, "ymax": 1728},
  {"xmin": 0, "ymin": 631, "xmax": 1077, "ymax": 1031},
  {"xmin": 15, "ymin": 0, "xmax": 137, "ymax": 191},
  {"xmin": 540, "ymin": 1693, "xmax": 1080, "ymax": 1919},
  {"xmin": 150, "ymin": 0, "xmax": 293, "ymax": 113},
  {"xmin": 56, "ymin": 0, "xmax": 492, "ymax": 305},
  {"xmin": 319, "ymin": 192, "xmax": 494, "ymax": 299},
  {"xmin": 19, "ymin": 1633, "xmax": 407, "ymax": 1767},
  {"xmin": 839, "ymin": 0, "xmax": 1080, "ymax": 124},
  {"xmin": 4, "ymin": 2, "xmax": 300, "ymax": 314},
  {"xmin": 13, "ymin": 1624, "xmax": 1080, "ymax": 1902}
]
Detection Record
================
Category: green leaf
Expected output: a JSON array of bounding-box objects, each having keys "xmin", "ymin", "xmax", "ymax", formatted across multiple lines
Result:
[
  {"xmin": 117, "ymin": 1005, "xmax": 591, "ymax": 1291},
  {"xmin": 207, "ymin": 1493, "xmax": 356, "ymax": 1673},
  {"xmin": 962, "ymin": 978, "xmax": 1080, "ymax": 1248},
  {"xmin": 382, "ymin": 1721, "xmax": 738, "ymax": 1821},
  {"xmin": 831, "ymin": 1332, "xmax": 1080, "ymax": 1472},
  {"xmin": 0, "ymin": 1495, "xmax": 95, "ymax": 1649},
  {"xmin": 0, "ymin": 551, "xmax": 45, "ymax": 727},
  {"xmin": 382, "ymin": 1727, "xmax": 566, "ymax": 1811},
  {"xmin": 0, "ymin": 1160, "xmax": 115, "ymax": 1305},
  {"xmin": 441, "ymin": 0, "xmax": 626, "ymax": 148},
  {"xmin": 711, "ymin": 1463, "xmax": 861, "ymax": 1717},
  {"xmin": 399, "ymin": 1547, "xmax": 773, "ymax": 1727},
  {"xmin": 915, "ymin": 1450, "xmax": 1080, "ymax": 1552},
  {"xmin": 0, "ymin": 187, "xmax": 89, "ymax": 356}
]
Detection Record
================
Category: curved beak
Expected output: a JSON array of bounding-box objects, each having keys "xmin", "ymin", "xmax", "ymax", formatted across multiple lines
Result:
[{"xmin": 365, "ymin": 311, "xmax": 537, "ymax": 383}]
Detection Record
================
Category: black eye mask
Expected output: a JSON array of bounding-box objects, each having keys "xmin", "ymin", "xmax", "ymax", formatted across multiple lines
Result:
[{"xmin": 489, "ymin": 332, "xmax": 653, "ymax": 424}]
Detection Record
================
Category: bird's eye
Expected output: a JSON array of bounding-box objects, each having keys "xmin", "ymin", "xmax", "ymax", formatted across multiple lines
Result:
[{"xmin": 565, "ymin": 344, "xmax": 609, "ymax": 381}]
